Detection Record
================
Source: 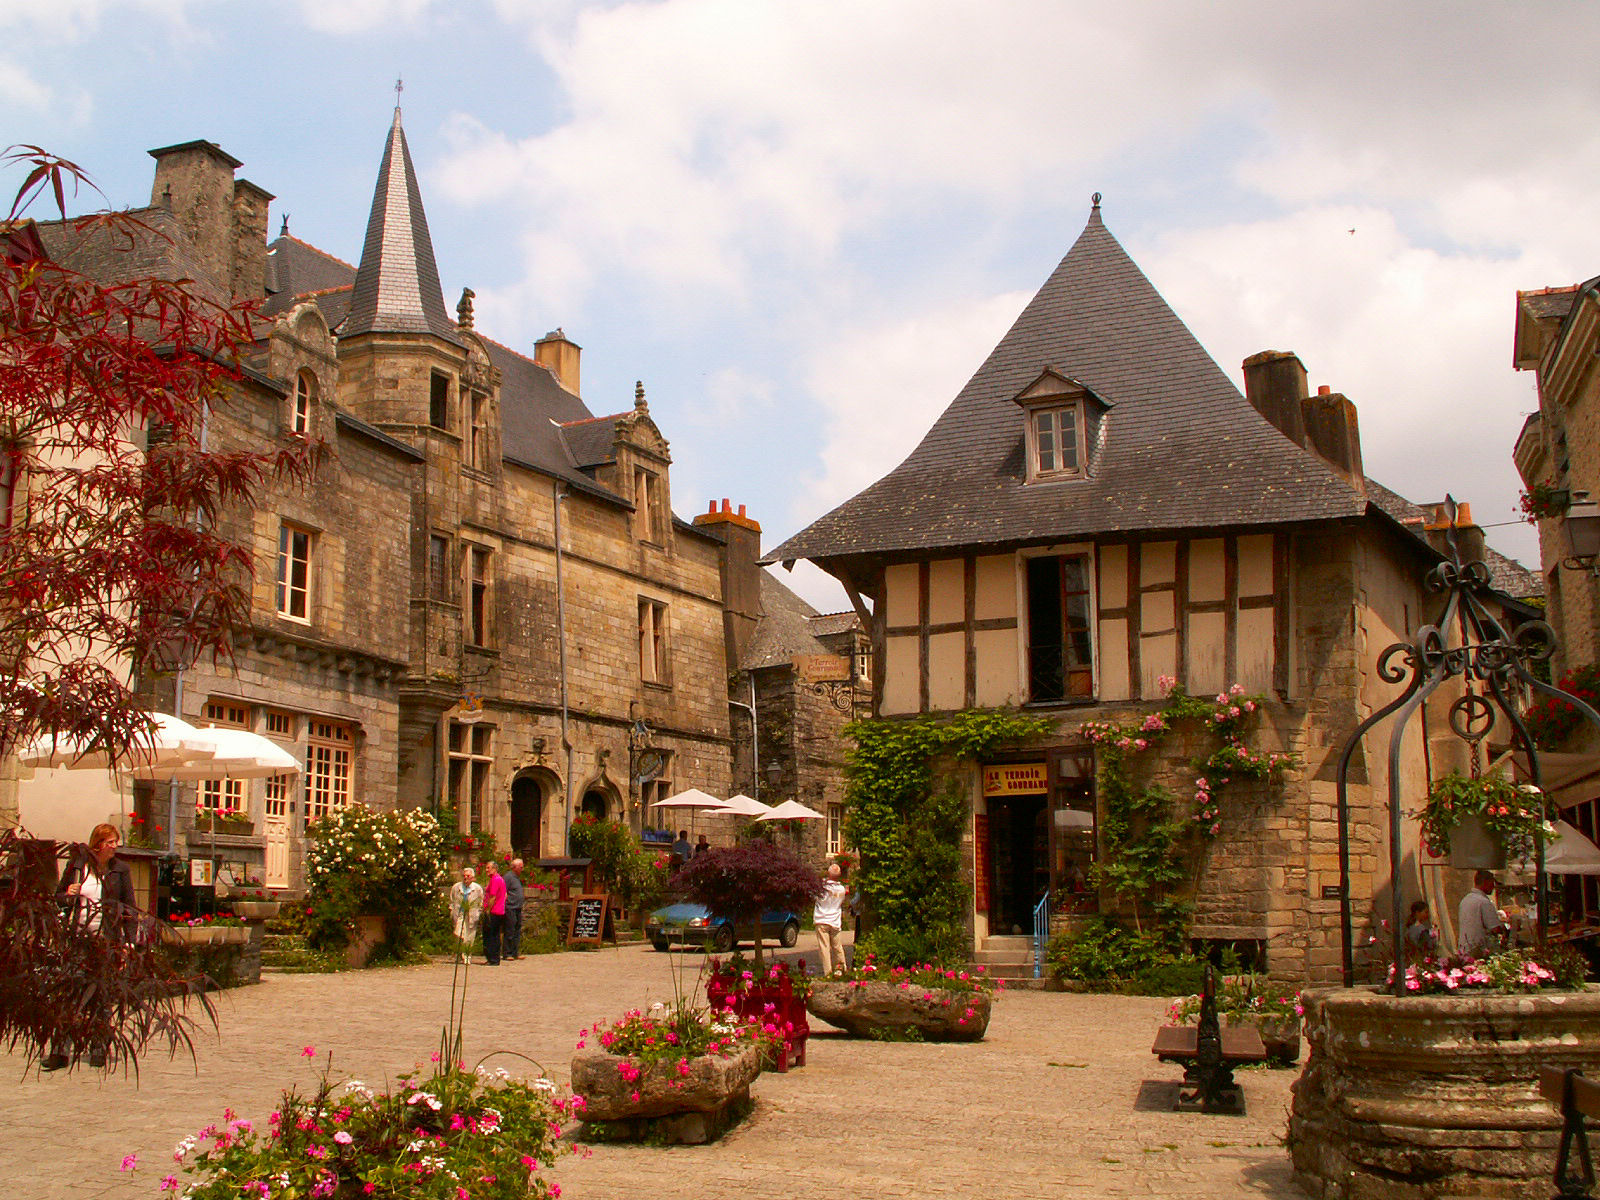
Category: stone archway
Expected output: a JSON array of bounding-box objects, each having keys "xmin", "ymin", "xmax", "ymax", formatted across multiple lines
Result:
[{"xmin": 510, "ymin": 768, "xmax": 557, "ymax": 861}]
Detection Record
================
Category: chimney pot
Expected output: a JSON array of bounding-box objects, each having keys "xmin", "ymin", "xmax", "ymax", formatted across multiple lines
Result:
[
  {"xmin": 721, "ymin": 498, "xmax": 731, "ymax": 513},
  {"xmin": 1317, "ymin": 385, "xmax": 1331, "ymax": 396},
  {"xmin": 707, "ymin": 501, "xmax": 717, "ymax": 514},
  {"xmin": 737, "ymin": 504, "xmax": 747, "ymax": 518}
]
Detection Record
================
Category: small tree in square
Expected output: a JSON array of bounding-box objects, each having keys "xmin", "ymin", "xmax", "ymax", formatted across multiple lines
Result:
[{"xmin": 672, "ymin": 839, "xmax": 824, "ymax": 969}]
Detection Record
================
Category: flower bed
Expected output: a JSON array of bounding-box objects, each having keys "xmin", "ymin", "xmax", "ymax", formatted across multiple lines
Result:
[
  {"xmin": 806, "ymin": 957, "xmax": 997, "ymax": 1041},
  {"xmin": 570, "ymin": 1002, "xmax": 779, "ymax": 1143},
  {"xmin": 157, "ymin": 1048, "xmax": 570, "ymax": 1198}
]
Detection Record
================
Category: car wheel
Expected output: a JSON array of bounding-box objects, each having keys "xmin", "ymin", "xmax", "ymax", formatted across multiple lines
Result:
[
  {"xmin": 652, "ymin": 939, "xmax": 671, "ymax": 952},
  {"xmin": 713, "ymin": 924, "xmax": 736, "ymax": 953},
  {"xmin": 780, "ymin": 919, "xmax": 800, "ymax": 948}
]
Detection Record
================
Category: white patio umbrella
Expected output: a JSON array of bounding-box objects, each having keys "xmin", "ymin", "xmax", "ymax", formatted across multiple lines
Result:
[
  {"xmin": 649, "ymin": 787, "xmax": 730, "ymax": 811},
  {"xmin": 721, "ymin": 793, "xmax": 773, "ymax": 818},
  {"xmin": 755, "ymin": 799, "xmax": 826, "ymax": 822},
  {"xmin": 18, "ymin": 711, "xmax": 217, "ymax": 771},
  {"xmin": 1518, "ymin": 820, "xmax": 1600, "ymax": 877},
  {"xmin": 124, "ymin": 725, "xmax": 300, "ymax": 781}
]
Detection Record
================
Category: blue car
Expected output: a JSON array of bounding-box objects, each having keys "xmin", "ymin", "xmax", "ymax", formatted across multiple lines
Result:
[{"xmin": 646, "ymin": 902, "xmax": 801, "ymax": 953}]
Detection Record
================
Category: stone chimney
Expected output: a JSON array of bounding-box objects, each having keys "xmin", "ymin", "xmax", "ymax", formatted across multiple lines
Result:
[
  {"xmin": 1422, "ymin": 500, "xmax": 1487, "ymax": 564},
  {"xmin": 693, "ymin": 499, "xmax": 763, "ymax": 669},
  {"xmin": 535, "ymin": 329, "xmax": 582, "ymax": 396},
  {"xmin": 1242, "ymin": 350, "xmax": 1308, "ymax": 447},
  {"xmin": 229, "ymin": 177, "xmax": 274, "ymax": 300},
  {"xmin": 149, "ymin": 141, "xmax": 243, "ymax": 293},
  {"xmin": 1302, "ymin": 385, "xmax": 1365, "ymax": 495}
]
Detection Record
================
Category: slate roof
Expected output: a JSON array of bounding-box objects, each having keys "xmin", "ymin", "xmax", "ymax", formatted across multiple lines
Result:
[
  {"xmin": 767, "ymin": 205, "xmax": 1368, "ymax": 565},
  {"xmin": 807, "ymin": 612, "xmax": 859, "ymax": 638},
  {"xmin": 264, "ymin": 236, "xmax": 358, "ymax": 316},
  {"xmin": 1363, "ymin": 481, "xmax": 1543, "ymax": 602},
  {"xmin": 34, "ymin": 207, "xmax": 228, "ymax": 305},
  {"xmin": 342, "ymin": 108, "xmax": 460, "ymax": 343},
  {"xmin": 558, "ymin": 415, "xmax": 623, "ymax": 469},
  {"xmin": 1520, "ymin": 286, "xmax": 1579, "ymax": 323},
  {"xmin": 740, "ymin": 572, "xmax": 829, "ymax": 671}
]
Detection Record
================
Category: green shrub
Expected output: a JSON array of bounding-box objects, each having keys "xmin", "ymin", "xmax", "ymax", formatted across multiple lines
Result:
[
  {"xmin": 857, "ymin": 925, "xmax": 968, "ymax": 969},
  {"xmin": 1048, "ymin": 917, "xmax": 1177, "ymax": 986},
  {"xmin": 304, "ymin": 805, "xmax": 449, "ymax": 958}
]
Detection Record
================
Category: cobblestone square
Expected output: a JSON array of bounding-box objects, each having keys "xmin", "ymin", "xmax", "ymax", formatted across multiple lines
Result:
[{"xmin": 0, "ymin": 947, "xmax": 1306, "ymax": 1199}]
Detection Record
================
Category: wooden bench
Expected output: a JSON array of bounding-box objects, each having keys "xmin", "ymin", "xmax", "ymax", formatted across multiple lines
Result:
[
  {"xmin": 1151, "ymin": 963, "xmax": 1266, "ymax": 1114},
  {"xmin": 1539, "ymin": 1065, "xmax": 1600, "ymax": 1198}
]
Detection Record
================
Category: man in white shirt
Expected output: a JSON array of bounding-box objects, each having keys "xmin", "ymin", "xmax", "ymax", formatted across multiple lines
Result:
[
  {"xmin": 1457, "ymin": 870, "xmax": 1508, "ymax": 959},
  {"xmin": 813, "ymin": 864, "xmax": 849, "ymax": 975}
]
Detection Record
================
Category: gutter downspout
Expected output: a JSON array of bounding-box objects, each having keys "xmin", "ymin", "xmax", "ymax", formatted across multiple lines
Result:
[{"xmin": 554, "ymin": 480, "xmax": 573, "ymax": 854}]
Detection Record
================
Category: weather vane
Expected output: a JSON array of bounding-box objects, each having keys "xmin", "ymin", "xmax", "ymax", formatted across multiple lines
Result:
[{"xmin": 395, "ymin": 77, "xmax": 404, "ymax": 107}]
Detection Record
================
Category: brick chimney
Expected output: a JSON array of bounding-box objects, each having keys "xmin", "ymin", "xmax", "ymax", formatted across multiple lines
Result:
[
  {"xmin": 1242, "ymin": 350, "xmax": 1308, "ymax": 447},
  {"xmin": 230, "ymin": 178, "xmax": 274, "ymax": 300},
  {"xmin": 694, "ymin": 500, "xmax": 763, "ymax": 668},
  {"xmin": 1302, "ymin": 385, "xmax": 1365, "ymax": 495},
  {"xmin": 1422, "ymin": 500, "xmax": 1486, "ymax": 564},
  {"xmin": 535, "ymin": 329, "xmax": 582, "ymax": 396}
]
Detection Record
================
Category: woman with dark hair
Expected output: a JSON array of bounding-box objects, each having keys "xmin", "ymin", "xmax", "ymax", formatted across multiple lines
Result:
[
  {"xmin": 42, "ymin": 823, "xmax": 139, "ymax": 1070},
  {"xmin": 1404, "ymin": 899, "xmax": 1438, "ymax": 963}
]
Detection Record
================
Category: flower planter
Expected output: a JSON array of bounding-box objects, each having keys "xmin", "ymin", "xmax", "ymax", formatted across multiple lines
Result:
[
  {"xmin": 211, "ymin": 926, "xmax": 250, "ymax": 945},
  {"xmin": 162, "ymin": 925, "xmax": 216, "ymax": 947},
  {"xmin": 707, "ymin": 973, "xmax": 810, "ymax": 1070},
  {"xmin": 230, "ymin": 900, "xmax": 281, "ymax": 921},
  {"xmin": 345, "ymin": 913, "xmax": 387, "ymax": 968},
  {"xmin": 806, "ymin": 979, "xmax": 991, "ymax": 1042},
  {"xmin": 1449, "ymin": 812, "xmax": 1507, "ymax": 870},
  {"xmin": 570, "ymin": 1044, "xmax": 761, "ymax": 1144},
  {"xmin": 1290, "ymin": 986, "xmax": 1600, "ymax": 1199},
  {"xmin": 193, "ymin": 816, "xmax": 254, "ymax": 835}
]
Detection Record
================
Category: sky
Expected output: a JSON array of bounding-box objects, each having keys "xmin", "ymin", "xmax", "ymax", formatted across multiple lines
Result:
[{"xmin": 7, "ymin": 0, "xmax": 1597, "ymax": 611}]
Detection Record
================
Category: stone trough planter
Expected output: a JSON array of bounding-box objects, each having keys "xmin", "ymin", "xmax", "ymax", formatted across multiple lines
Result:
[
  {"xmin": 1289, "ymin": 986, "xmax": 1600, "ymax": 1199},
  {"xmin": 806, "ymin": 979, "xmax": 992, "ymax": 1041},
  {"xmin": 570, "ymin": 1045, "xmax": 762, "ymax": 1144},
  {"xmin": 229, "ymin": 900, "xmax": 281, "ymax": 921}
]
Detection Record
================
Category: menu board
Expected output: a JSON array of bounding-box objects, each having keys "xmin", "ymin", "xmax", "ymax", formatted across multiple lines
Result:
[{"xmin": 566, "ymin": 893, "xmax": 615, "ymax": 945}]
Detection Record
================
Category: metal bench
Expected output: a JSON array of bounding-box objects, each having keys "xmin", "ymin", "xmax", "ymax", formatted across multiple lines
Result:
[
  {"xmin": 1540, "ymin": 1065, "xmax": 1600, "ymax": 1198},
  {"xmin": 1151, "ymin": 963, "xmax": 1266, "ymax": 1113}
]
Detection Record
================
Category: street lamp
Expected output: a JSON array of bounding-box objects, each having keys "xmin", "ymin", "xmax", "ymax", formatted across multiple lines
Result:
[{"xmin": 1562, "ymin": 492, "xmax": 1600, "ymax": 575}]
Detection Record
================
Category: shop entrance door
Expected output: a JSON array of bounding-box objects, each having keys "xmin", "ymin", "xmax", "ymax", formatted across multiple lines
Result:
[{"xmin": 986, "ymin": 794, "xmax": 1048, "ymax": 935}]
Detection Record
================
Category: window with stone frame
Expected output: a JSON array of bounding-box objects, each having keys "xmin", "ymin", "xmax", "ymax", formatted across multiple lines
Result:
[
  {"xmin": 203, "ymin": 699, "xmax": 250, "ymax": 728},
  {"xmin": 1027, "ymin": 403, "xmax": 1083, "ymax": 480},
  {"xmin": 276, "ymin": 521, "xmax": 314, "ymax": 622},
  {"xmin": 638, "ymin": 598, "xmax": 670, "ymax": 685},
  {"xmin": 640, "ymin": 762, "xmax": 673, "ymax": 818},
  {"xmin": 263, "ymin": 709, "xmax": 294, "ymax": 738},
  {"xmin": 447, "ymin": 720, "xmax": 494, "ymax": 830},
  {"xmin": 633, "ymin": 468, "xmax": 665, "ymax": 544},
  {"xmin": 827, "ymin": 802, "xmax": 845, "ymax": 856},
  {"xmin": 428, "ymin": 534, "xmax": 453, "ymax": 602},
  {"xmin": 305, "ymin": 720, "xmax": 353, "ymax": 821},
  {"xmin": 197, "ymin": 777, "xmax": 244, "ymax": 817},
  {"xmin": 467, "ymin": 391, "xmax": 489, "ymax": 470},
  {"xmin": 293, "ymin": 370, "xmax": 316, "ymax": 436},
  {"xmin": 1025, "ymin": 553, "xmax": 1094, "ymax": 702},
  {"xmin": 465, "ymin": 545, "xmax": 492, "ymax": 647},
  {"xmin": 429, "ymin": 371, "xmax": 451, "ymax": 430}
]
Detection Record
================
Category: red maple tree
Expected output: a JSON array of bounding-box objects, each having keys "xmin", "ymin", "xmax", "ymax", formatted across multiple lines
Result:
[{"xmin": 0, "ymin": 146, "xmax": 317, "ymax": 767}]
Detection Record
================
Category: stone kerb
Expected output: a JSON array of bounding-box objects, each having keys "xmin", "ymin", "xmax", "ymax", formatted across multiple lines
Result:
[
  {"xmin": 807, "ymin": 979, "xmax": 992, "ymax": 1041},
  {"xmin": 1289, "ymin": 986, "xmax": 1600, "ymax": 1199},
  {"xmin": 570, "ymin": 1044, "xmax": 762, "ymax": 1144}
]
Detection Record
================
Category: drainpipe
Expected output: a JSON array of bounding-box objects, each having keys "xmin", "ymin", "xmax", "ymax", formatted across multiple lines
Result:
[
  {"xmin": 727, "ymin": 672, "xmax": 759, "ymax": 796},
  {"xmin": 554, "ymin": 480, "xmax": 573, "ymax": 854}
]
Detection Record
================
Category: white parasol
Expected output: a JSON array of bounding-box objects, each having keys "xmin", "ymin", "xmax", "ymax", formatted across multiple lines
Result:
[
  {"xmin": 125, "ymin": 725, "xmax": 301, "ymax": 781},
  {"xmin": 755, "ymin": 799, "xmax": 826, "ymax": 822},
  {"xmin": 721, "ymin": 793, "xmax": 773, "ymax": 817},
  {"xmin": 18, "ymin": 712, "xmax": 217, "ymax": 771},
  {"xmin": 649, "ymin": 787, "xmax": 730, "ymax": 811},
  {"xmin": 1519, "ymin": 820, "xmax": 1600, "ymax": 877}
]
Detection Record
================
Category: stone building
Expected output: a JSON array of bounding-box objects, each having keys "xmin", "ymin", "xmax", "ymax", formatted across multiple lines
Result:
[
  {"xmin": 770, "ymin": 200, "xmax": 1537, "ymax": 980},
  {"xmin": 9, "ymin": 114, "xmax": 753, "ymax": 890}
]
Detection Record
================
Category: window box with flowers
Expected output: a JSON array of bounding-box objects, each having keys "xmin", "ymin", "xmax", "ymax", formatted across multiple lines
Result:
[
  {"xmin": 1416, "ymin": 772, "xmax": 1554, "ymax": 870},
  {"xmin": 1519, "ymin": 479, "xmax": 1571, "ymax": 523},
  {"xmin": 570, "ymin": 1001, "xmax": 780, "ymax": 1144},
  {"xmin": 192, "ymin": 804, "xmax": 253, "ymax": 835}
]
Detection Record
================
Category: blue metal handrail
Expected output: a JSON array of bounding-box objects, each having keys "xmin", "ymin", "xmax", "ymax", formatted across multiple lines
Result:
[{"xmin": 1032, "ymin": 891, "xmax": 1050, "ymax": 980}]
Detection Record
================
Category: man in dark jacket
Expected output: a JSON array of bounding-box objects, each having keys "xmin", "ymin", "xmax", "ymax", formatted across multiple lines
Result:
[{"xmin": 502, "ymin": 858, "xmax": 526, "ymax": 960}]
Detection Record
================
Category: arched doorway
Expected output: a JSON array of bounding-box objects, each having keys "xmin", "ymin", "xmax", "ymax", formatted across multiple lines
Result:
[
  {"xmin": 509, "ymin": 772, "xmax": 547, "ymax": 861},
  {"xmin": 580, "ymin": 789, "xmax": 609, "ymax": 821}
]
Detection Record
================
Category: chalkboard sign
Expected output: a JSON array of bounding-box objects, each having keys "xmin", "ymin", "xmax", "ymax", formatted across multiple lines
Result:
[{"xmin": 566, "ymin": 893, "xmax": 616, "ymax": 946}]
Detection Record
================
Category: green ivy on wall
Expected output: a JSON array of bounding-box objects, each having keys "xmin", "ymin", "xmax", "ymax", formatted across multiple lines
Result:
[
  {"xmin": 1079, "ymin": 680, "xmax": 1293, "ymax": 937},
  {"xmin": 842, "ymin": 709, "xmax": 1052, "ymax": 966}
]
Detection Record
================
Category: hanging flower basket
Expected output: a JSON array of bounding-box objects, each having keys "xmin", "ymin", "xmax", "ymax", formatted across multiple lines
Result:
[{"xmin": 1417, "ymin": 772, "xmax": 1553, "ymax": 867}]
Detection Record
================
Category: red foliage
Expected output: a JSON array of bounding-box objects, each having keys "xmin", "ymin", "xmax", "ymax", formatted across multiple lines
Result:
[
  {"xmin": 672, "ymin": 840, "xmax": 824, "ymax": 968},
  {"xmin": 0, "ymin": 147, "xmax": 318, "ymax": 764}
]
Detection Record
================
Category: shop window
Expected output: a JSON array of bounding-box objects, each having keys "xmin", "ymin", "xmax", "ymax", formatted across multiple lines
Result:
[
  {"xmin": 1025, "ymin": 554, "xmax": 1094, "ymax": 701},
  {"xmin": 203, "ymin": 700, "xmax": 250, "ymax": 728},
  {"xmin": 305, "ymin": 720, "xmax": 352, "ymax": 820}
]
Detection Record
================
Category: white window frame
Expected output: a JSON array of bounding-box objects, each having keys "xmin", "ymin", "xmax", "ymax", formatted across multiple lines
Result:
[
  {"xmin": 827, "ymin": 803, "xmax": 845, "ymax": 856},
  {"xmin": 1024, "ymin": 402, "xmax": 1085, "ymax": 482},
  {"xmin": 448, "ymin": 720, "xmax": 494, "ymax": 830},
  {"xmin": 277, "ymin": 522, "xmax": 314, "ymax": 623},
  {"xmin": 638, "ymin": 597, "xmax": 670, "ymax": 686},
  {"xmin": 305, "ymin": 720, "xmax": 352, "ymax": 820},
  {"xmin": 293, "ymin": 370, "xmax": 315, "ymax": 436}
]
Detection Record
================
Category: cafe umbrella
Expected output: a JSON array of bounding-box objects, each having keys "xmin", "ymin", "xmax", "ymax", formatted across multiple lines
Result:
[
  {"xmin": 721, "ymin": 793, "xmax": 773, "ymax": 818},
  {"xmin": 648, "ymin": 787, "xmax": 730, "ymax": 843},
  {"xmin": 18, "ymin": 711, "xmax": 217, "ymax": 772}
]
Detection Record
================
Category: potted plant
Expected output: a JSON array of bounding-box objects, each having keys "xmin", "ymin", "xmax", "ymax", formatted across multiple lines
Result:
[
  {"xmin": 162, "ymin": 913, "xmax": 218, "ymax": 946},
  {"xmin": 570, "ymin": 1000, "xmax": 780, "ymax": 1144},
  {"xmin": 209, "ymin": 914, "xmax": 250, "ymax": 945},
  {"xmin": 1417, "ymin": 772, "xmax": 1555, "ymax": 869},
  {"xmin": 806, "ymin": 956, "xmax": 998, "ymax": 1041},
  {"xmin": 192, "ymin": 803, "xmax": 253, "ymax": 835},
  {"xmin": 1519, "ymin": 479, "xmax": 1572, "ymax": 523},
  {"xmin": 1166, "ymin": 974, "xmax": 1304, "ymax": 1065},
  {"xmin": 706, "ymin": 953, "xmax": 812, "ymax": 1069}
]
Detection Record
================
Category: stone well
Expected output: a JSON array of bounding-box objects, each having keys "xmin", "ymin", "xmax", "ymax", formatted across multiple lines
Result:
[{"xmin": 1289, "ymin": 986, "xmax": 1600, "ymax": 1199}]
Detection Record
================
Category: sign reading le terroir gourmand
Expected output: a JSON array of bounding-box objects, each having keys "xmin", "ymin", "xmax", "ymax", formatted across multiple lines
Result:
[{"xmin": 982, "ymin": 763, "xmax": 1048, "ymax": 796}]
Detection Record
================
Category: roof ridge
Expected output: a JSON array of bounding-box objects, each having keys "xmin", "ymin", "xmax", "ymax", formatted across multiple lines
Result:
[
  {"xmin": 276, "ymin": 234, "xmax": 357, "ymax": 272},
  {"xmin": 558, "ymin": 411, "xmax": 627, "ymax": 428}
]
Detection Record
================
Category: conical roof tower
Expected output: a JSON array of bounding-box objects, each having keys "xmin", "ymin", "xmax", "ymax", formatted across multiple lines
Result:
[{"xmin": 343, "ymin": 104, "xmax": 460, "ymax": 342}]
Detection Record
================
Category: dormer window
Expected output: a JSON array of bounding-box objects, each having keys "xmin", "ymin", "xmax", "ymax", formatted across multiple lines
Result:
[
  {"xmin": 293, "ymin": 370, "xmax": 316, "ymax": 436},
  {"xmin": 1012, "ymin": 368, "xmax": 1108, "ymax": 484}
]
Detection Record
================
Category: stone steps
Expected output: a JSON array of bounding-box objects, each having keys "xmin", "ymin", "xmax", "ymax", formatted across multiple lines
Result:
[
  {"xmin": 973, "ymin": 935, "xmax": 1041, "ymax": 982},
  {"xmin": 261, "ymin": 932, "xmax": 321, "ymax": 974}
]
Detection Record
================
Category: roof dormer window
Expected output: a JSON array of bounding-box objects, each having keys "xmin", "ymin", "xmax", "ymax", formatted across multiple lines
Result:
[{"xmin": 1012, "ymin": 368, "xmax": 1108, "ymax": 484}]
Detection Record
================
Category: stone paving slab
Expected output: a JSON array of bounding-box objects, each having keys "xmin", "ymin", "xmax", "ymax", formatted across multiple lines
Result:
[{"xmin": 0, "ymin": 944, "xmax": 1306, "ymax": 1199}]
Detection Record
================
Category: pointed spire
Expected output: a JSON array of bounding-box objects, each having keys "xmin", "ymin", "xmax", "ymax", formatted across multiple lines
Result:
[{"xmin": 343, "ymin": 104, "xmax": 460, "ymax": 342}]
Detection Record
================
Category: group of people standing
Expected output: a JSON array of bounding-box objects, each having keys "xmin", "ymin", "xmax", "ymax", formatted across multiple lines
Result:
[
  {"xmin": 447, "ymin": 858, "xmax": 527, "ymax": 965},
  {"xmin": 1403, "ymin": 870, "xmax": 1514, "ymax": 963}
]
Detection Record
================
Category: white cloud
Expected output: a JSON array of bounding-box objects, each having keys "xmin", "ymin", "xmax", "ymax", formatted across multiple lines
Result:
[
  {"xmin": 296, "ymin": 0, "xmax": 436, "ymax": 34},
  {"xmin": 0, "ymin": 59, "xmax": 55, "ymax": 112}
]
